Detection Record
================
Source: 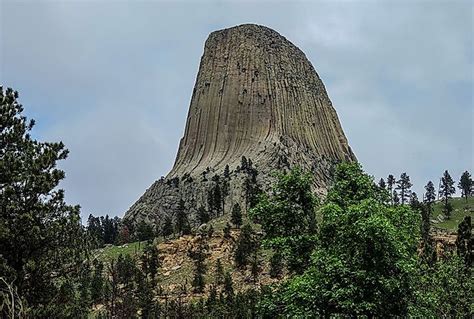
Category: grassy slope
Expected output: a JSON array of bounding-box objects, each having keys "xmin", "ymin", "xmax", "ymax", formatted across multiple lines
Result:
[
  {"xmin": 94, "ymin": 240, "xmax": 150, "ymax": 261},
  {"xmin": 94, "ymin": 213, "xmax": 275, "ymax": 297},
  {"xmin": 431, "ymin": 196, "xmax": 473, "ymax": 231}
]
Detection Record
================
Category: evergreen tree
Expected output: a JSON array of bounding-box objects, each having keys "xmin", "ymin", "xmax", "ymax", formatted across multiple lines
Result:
[
  {"xmin": 162, "ymin": 215, "xmax": 174, "ymax": 239},
  {"xmin": 223, "ymin": 272, "xmax": 234, "ymax": 302},
  {"xmin": 250, "ymin": 252, "xmax": 260, "ymax": 283},
  {"xmin": 231, "ymin": 203, "xmax": 243, "ymax": 228},
  {"xmin": 141, "ymin": 244, "xmax": 160, "ymax": 282},
  {"xmin": 0, "ymin": 87, "xmax": 89, "ymax": 317},
  {"xmin": 458, "ymin": 171, "xmax": 473, "ymax": 201},
  {"xmin": 378, "ymin": 178, "xmax": 386, "ymax": 189},
  {"xmin": 175, "ymin": 199, "xmax": 191, "ymax": 235},
  {"xmin": 189, "ymin": 238, "xmax": 207, "ymax": 293},
  {"xmin": 136, "ymin": 220, "xmax": 154, "ymax": 241},
  {"xmin": 393, "ymin": 190, "xmax": 400, "ymax": 206},
  {"xmin": 269, "ymin": 251, "xmax": 284, "ymax": 278},
  {"xmin": 439, "ymin": 170, "xmax": 456, "ymax": 219},
  {"xmin": 241, "ymin": 156, "xmax": 248, "ymax": 172},
  {"xmin": 87, "ymin": 214, "xmax": 104, "ymax": 247},
  {"xmin": 455, "ymin": 216, "xmax": 472, "ymax": 267},
  {"xmin": 90, "ymin": 259, "xmax": 105, "ymax": 304},
  {"xmin": 234, "ymin": 224, "xmax": 257, "ymax": 268},
  {"xmin": 207, "ymin": 183, "xmax": 222, "ymax": 217},
  {"xmin": 223, "ymin": 222, "xmax": 232, "ymax": 239},
  {"xmin": 421, "ymin": 181, "xmax": 436, "ymax": 264},
  {"xmin": 396, "ymin": 172, "xmax": 412, "ymax": 205},
  {"xmin": 387, "ymin": 174, "xmax": 396, "ymax": 204},
  {"xmin": 214, "ymin": 259, "xmax": 224, "ymax": 285},
  {"xmin": 424, "ymin": 181, "xmax": 436, "ymax": 204},
  {"xmin": 197, "ymin": 205, "xmax": 210, "ymax": 225},
  {"xmin": 224, "ymin": 164, "xmax": 230, "ymax": 179},
  {"xmin": 410, "ymin": 192, "xmax": 419, "ymax": 209}
]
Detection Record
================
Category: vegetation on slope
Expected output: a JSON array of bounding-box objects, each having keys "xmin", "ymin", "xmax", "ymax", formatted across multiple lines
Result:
[{"xmin": 1, "ymin": 87, "xmax": 472, "ymax": 318}]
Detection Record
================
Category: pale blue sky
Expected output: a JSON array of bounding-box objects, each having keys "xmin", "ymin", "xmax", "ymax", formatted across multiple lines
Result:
[{"xmin": 1, "ymin": 0, "xmax": 472, "ymax": 219}]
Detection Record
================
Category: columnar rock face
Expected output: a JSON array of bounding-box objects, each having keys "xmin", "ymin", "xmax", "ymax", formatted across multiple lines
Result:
[{"xmin": 124, "ymin": 24, "xmax": 355, "ymax": 225}]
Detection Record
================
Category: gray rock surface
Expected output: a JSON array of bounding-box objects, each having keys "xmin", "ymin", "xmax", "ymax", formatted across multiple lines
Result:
[{"xmin": 124, "ymin": 24, "xmax": 356, "ymax": 227}]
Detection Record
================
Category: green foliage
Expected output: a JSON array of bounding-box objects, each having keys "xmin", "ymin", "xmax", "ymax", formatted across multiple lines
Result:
[
  {"xmin": 278, "ymin": 163, "xmax": 420, "ymax": 317},
  {"xmin": 162, "ymin": 215, "xmax": 174, "ymax": 238},
  {"xmin": 424, "ymin": 180, "xmax": 436, "ymax": 204},
  {"xmin": 189, "ymin": 238, "xmax": 208, "ymax": 293},
  {"xmin": 459, "ymin": 170, "xmax": 473, "ymax": 201},
  {"xmin": 0, "ymin": 87, "xmax": 90, "ymax": 316},
  {"xmin": 208, "ymin": 177, "xmax": 223, "ymax": 217},
  {"xmin": 223, "ymin": 271, "xmax": 234, "ymax": 301},
  {"xmin": 136, "ymin": 219, "xmax": 154, "ymax": 242},
  {"xmin": 455, "ymin": 216, "xmax": 472, "ymax": 267},
  {"xmin": 440, "ymin": 170, "xmax": 456, "ymax": 219},
  {"xmin": 231, "ymin": 202, "xmax": 243, "ymax": 228},
  {"xmin": 197, "ymin": 205, "xmax": 210, "ymax": 225},
  {"xmin": 327, "ymin": 162, "xmax": 387, "ymax": 207},
  {"xmin": 176, "ymin": 199, "xmax": 191, "ymax": 235},
  {"xmin": 214, "ymin": 259, "xmax": 224, "ymax": 285},
  {"xmin": 387, "ymin": 174, "xmax": 396, "ymax": 204},
  {"xmin": 269, "ymin": 251, "xmax": 284, "ymax": 278},
  {"xmin": 251, "ymin": 167, "xmax": 318, "ymax": 273},
  {"xmin": 234, "ymin": 224, "xmax": 257, "ymax": 268},
  {"xmin": 410, "ymin": 255, "xmax": 473, "ymax": 317},
  {"xmin": 396, "ymin": 172, "xmax": 413, "ymax": 204},
  {"xmin": 141, "ymin": 244, "xmax": 160, "ymax": 281},
  {"xmin": 223, "ymin": 222, "xmax": 231, "ymax": 239}
]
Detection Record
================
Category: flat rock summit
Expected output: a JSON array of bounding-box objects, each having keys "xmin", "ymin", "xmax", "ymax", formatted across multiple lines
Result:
[{"xmin": 124, "ymin": 24, "xmax": 355, "ymax": 226}]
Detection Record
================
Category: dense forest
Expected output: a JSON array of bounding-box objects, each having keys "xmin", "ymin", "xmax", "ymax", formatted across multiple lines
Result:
[{"xmin": 1, "ymin": 87, "xmax": 472, "ymax": 318}]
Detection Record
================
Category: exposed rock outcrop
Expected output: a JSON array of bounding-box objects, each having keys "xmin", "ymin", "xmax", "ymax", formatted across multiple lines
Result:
[{"xmin": 124, "ymin": 24, "xmax": 355, "ymax": 226}]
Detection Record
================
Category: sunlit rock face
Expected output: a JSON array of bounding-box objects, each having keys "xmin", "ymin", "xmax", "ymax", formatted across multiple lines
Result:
[{"xmin": 124, "ymin": 24, "xmax": 355, "ymax": 226}]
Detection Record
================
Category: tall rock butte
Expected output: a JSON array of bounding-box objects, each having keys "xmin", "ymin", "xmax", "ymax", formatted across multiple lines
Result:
[{"xmin": 124, "ymin": 24, "xmax": 355, "ymax": 225}]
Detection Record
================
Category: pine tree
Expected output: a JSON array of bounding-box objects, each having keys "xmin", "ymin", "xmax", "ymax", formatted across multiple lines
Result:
[
  {"xmin": 197, "ymin": 205, "xmax": 210, "ymax": 225},
  {"xmin": 214, "ymin": 259, "xmax": 224, "ymax": 285},
  {"xmin": 409, "ymin": 192, "xmax": 419, "ymax": 209},
  {"xmin": 0, "ymin": 87, "xmax": 89, "ymax": 316},
  {"xmin": 176, "ymin": 199, "xmax": 191, "ymax": 235},
  {"xmin": 234, "ymin": 224, "xmax": 256, "ymax": 268},
  {"xmin": 387, "ymin": 174, "xmax": 396, "ymax": 204},
  {"xmin": 223, "ymin": 272, "xmax": 234, "ymax": 302},
  {"xmin": 162, "ymin": 215, "xmax": 174, "ymax": 239},
  {"xmin": 379, "ymin": 178, "xmax": 386, "ymax": 189},
  {"xmin": 250, "ymin": 252, "xmax": 260, "ymax": 283},
  {"xmin": 231, "ymin": 203, "xmax": 243, "ymax": 228},
  {"xmin": 223, "ymin": 222, "xmax": 232, "ymax": 239},
  {"xmin": 269, "ymin": 251, "xmax": 284, "ymax": 278},
  {"xmin": 393, "ymin": 191, "xmax": 400, "ymax": 206},
  {"xmin": 439, "ymin": 170, "xmax": 456, "ymax": 219},
  {"xmin": 458, "ymin": 171, "xmax": 473, "ymax": 201},
  {"xmin": 224, "ymin": 165, "xmax": 230, "ymax": 179},
  {"xmin": 141, "ymin": 244, "xmax": 160, "ymax": 282},
  {"xmin": 421, "ymin": 181, "xmax": 436, "ymax": 265},
  {"xmin": 136, "ymin": 220, "xmax": 154, "ymax": 241},
  {"xmin": 241, "ymin": 156, "xmax": 248, "ymax": 172},
  {"xmin": 189, "ymin": 239, "xmax": 207, "ymax": 293},
  {"xmin": 455, "ymin": 216, "xmax": 472, "ymax": 267},
  {"xmin": 396, "ymin": 173, "xmax": 412, "ymax": 205},
  {"xmin": 90, "ymin": 259, "xmax": 105, "ymax": 304},
  {"xmin": 424, "ymin": 181, "xmax": 436, "ymax": 204}
]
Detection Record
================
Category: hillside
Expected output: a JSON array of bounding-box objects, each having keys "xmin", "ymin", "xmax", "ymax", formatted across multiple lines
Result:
[{"xmin": 431, "ymin": 196, "xmax": 473, "ymax": 231}]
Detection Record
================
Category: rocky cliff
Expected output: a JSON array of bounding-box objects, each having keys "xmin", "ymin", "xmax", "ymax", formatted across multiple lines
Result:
[{"xmin": 124, "ymin": 24, "xmax": 355, "ymax": 226}]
